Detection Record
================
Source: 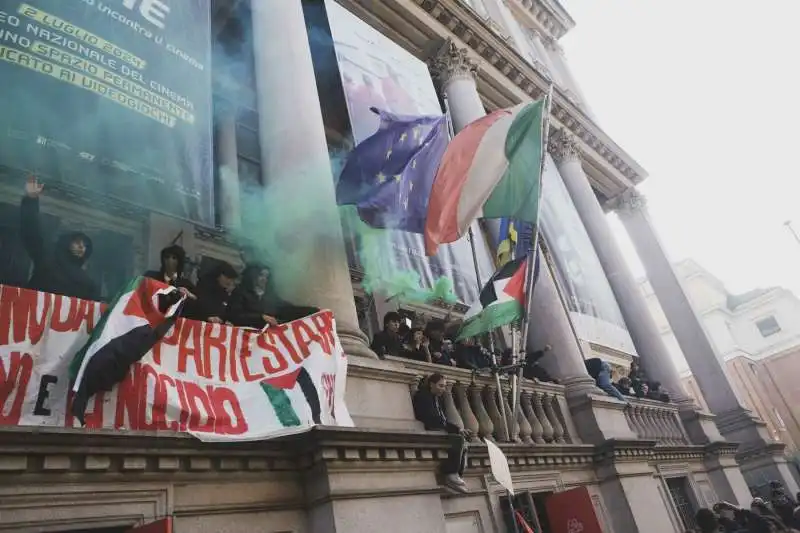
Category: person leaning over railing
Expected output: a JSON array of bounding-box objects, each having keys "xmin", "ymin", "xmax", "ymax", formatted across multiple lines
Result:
[{"xmin": 413, "ymin": 373, "xmax": 472, "ymax": 493}]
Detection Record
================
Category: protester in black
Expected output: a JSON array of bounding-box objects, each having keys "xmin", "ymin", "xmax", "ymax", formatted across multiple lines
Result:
[
  {"xmin": 370, "ymin": 311, "xmax": 404, "ymax": 359},
  {"xmin": 183, "ymin": 261, "xmax": 238, "ymax": 323},
  {"xmin": 19, "ymin": 176, "xmax": 100, "ymax": 301},
  {"xmin": 144, "ymin": 244, "xmax": 194, "ymax": 289},
  {"xmin": 413, "ymin": 373, "xmax": 471, "ymax": 492},
  {"xmin": 403, "ymin": 327, "xmax": 432, "ymax": 362}
]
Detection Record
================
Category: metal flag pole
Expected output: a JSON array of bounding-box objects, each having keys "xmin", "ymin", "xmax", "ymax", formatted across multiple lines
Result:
[
  {"xmin": 511, "ymin": 84, "xmax": 555, "ymax": 424},
  {"xmin": 784, "ymin": 220, "xmax": 800, "ymax": 248},
  {"xmin": 444, "ymin": 96, "xmax": 511, "ymax": 442}
]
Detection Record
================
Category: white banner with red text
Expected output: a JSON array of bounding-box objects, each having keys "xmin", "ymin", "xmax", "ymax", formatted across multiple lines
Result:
[{"xmin": 0, "ymin": 285, "xmax": 353, "ymax": 441}]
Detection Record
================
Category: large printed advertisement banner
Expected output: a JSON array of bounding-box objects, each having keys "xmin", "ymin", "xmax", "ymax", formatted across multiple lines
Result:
[
  {"xmin": 0, "ymin": 286, "xmax": 353, "ymax": 442},
  {"xmin": 325, "ymin": 0, "xmax": 495, "ymax": 304},
  {"xmin": 0, "ymin": 0, "xmax": 214, "ymax": 225}
]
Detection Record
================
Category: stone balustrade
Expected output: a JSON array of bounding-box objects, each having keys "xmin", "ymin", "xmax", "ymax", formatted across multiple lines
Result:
[
  {"xmin": 396, "ymin": 359, "xmax": 574, "ymax": 445},
  {"xmin": 624, "ymin": 397, "xmax": 688, "ymax": 445}
]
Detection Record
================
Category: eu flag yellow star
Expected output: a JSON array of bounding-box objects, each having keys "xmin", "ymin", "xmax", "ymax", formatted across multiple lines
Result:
[
  {"xmin": 376, "ymin": 172, "xmax": 387, "ymax": 183},
  {"xmin": 393, "ymin": 174, "xmax": 402, "ymax": 182}
]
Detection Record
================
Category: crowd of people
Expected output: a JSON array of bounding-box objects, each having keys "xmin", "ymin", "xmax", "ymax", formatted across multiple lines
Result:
[
  {"xmin": 17, "ymin": 176, "xmax": 315, "ymax": 328},
  {"xmin": 694, "ymin": 483, "xmax": 800, "ymax": 533},
  {"xmin": 585, "ymin": 357, "xmax": 672, "ymax": 404},
  {"xmin": 370, "ymin": 311, "xmax": 558, "ymax": 383}
]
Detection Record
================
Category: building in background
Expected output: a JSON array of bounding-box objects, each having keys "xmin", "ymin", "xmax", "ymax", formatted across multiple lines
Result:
[
  {"xmin": 1, "ymin": 0, "xmax": 798, "ymax": 532},
  {"xmin": 640, "ymin": 259, "xmax": 800, "ymax": 454}
]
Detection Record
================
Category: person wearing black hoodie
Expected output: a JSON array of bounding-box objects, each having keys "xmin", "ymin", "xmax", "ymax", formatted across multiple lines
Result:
[
  {"xmin": 19, "ymin": 176, "xmax": 100, "ymax": 301},
  {"xmin": 144, "ymin": 244, "xmax": 194, "ymax": 289},
  {"xmin": 183, "ymin": 261, "xmax": 238, "ymax": 323}
]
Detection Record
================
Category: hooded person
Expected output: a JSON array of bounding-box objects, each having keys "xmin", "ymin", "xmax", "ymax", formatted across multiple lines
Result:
[
  {"xmin": 226, "ymin": 264, "xmax": 319, "ymax": 328},
  {"xmin": 144, "ymin": 244, "xmax": 194, "ymax": 290},
  {"xmin": 19, "ymin": 176, "xmax": 100, "ymax": 301},
  {"xmin": 182, "ymin": 261, "xmax": 238, "ymax": 323}
]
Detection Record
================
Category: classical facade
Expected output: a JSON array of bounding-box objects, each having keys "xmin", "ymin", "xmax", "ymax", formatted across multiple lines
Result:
[
  {"xmin": 640, "ymin": 259, "xmax": 800, "ymax": 458},
  {"xmin": 1, "ymin": 0, "xmax": 799, "ymax": 532}
]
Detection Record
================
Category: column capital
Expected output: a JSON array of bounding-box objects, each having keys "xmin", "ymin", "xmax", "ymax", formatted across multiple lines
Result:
[
  {"xmin": 547, "ymin": 128, "xmax": 580, "ymax": 164},
  {"xmin": 608, "ymin": 188, "xmax": 648, "ymax": 217},
  {"xmin": 429, "ymin": 39, "xmax": 478, "ymax": 86}
]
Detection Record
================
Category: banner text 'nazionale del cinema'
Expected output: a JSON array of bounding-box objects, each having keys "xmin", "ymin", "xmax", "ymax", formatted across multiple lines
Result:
[{"xmin": 0, "ymin": 0, "xmax": 213, "ymax": 224}]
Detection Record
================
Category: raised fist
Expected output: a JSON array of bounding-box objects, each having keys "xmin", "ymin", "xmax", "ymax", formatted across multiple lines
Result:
[{"xmin": 25, "ymin": 175, "xmax": 44, "ymax": 198}]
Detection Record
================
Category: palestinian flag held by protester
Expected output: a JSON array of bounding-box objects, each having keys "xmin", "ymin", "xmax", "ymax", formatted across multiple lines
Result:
[
  {"xmin": 69, "ymin": 277, "xmax": 185, "ymax": 425},
  {"xmin": 424, "ymin": 98, "xmax": 546, "ymax": 255},
  {"xmin": 457, "ymin": 256, "xmax": 529, "ymax": 340}
]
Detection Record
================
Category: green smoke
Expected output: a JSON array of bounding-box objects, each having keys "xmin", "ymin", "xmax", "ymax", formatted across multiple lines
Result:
[
  {"xmin": 228, "ymin": 155, "xmax": 456, "ymax": 307},
  {"xmin": 340, "ymin": 206, "xmax": 457, "ymax": 305}
]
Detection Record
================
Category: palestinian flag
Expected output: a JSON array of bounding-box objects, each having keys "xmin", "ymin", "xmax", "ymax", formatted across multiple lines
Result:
[
  {"xmin": 69, "ymin": 277, "xmax": 185, "ymax": 425},
  {"xmin": 457, "ymin": 256, "xmax": 529, "ymax": 340},
  {"xmin": 424, "ymin": 98, "xmax": 546, "ymax": 255}
]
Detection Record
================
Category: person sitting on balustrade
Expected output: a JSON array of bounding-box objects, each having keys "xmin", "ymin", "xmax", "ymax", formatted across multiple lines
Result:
[
  {"xmin": 19, "ymin": 175, "xmax": 100, "ymax": 301},
  {"xmin": 413, "ymin": 373, "xmax": 472, "ymax": 493}
]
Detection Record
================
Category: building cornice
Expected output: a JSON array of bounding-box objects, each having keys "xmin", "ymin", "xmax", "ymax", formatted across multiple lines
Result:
[
  {"xmin": 504, "ymin": 0, "xmax": 575, "ymax": 41},
  {"xmin": 338, "ymin": 0, "xmax": 646, "ymax": 197}
]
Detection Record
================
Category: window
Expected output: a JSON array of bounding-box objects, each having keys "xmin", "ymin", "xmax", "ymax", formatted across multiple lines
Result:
[{"xmin": 755, "ymin": 316, "xmax": 781, "ymax": 337}]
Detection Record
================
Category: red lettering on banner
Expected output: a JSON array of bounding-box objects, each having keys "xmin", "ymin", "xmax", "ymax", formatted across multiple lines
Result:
[
  {"xmin": 75, "ymin": 299, "xmax": 98, "ymax": 333},
  {"xmin": 114, "ymin": 363, "xmax": 145, "ymax": 429},
  {"xmin": 175, "ymin": 378, "xmax": 191, "ymax": 431},
  {"xmin": 0, "ymin": 352, "xmax": 33, "ymax": 425},
  {"xmin": 152, "ymin": 319, "xmax": 183, "ymax": 365},
  {"xmin": 65, "ymin": 390, "xmax": 105, "ymax": 429},
  {"xmin": 311, "ymin": 312, "xmax": 336, "ymax": 355},
  {"xmin": 240, "ymin": 330, "xmax": 265, "ymax": 382},
  {"xmin": 50, "ymin": 295, "xmax": 83, "ymax": 333},
  {"xmin": 183, "ymin": 381, "xmax": 214, "ymax": 433},
  {"xmin": 226, "ymin": 327, "xmax": 240, "ymax": 383},
  {"xmin": 177, "ymin": 321, "xmax": 206, "ymax": 378},
  {"xmin": 270, "ymin": 325, "xmax": 303, "ymax": 365},
  {"xmin": 138, "ymin": 364, "xmax": 164, "ymax": 431},
  {"xmin": 256, "ymin": 331, "xmax": 289, "ymax": 374},
  {"xmin": 202, "ymin": 322, "xmax": 227, "ymax": 381},
  {"xmin": 292, "ymin": 320, "xmax": 322, "ymax": 359},
  {"xmin": 321, "ymin": 373, "xmax": 336, "ymax": 423},
  {"xmin": 0, "ymin": 286, "xmax": 51, "ymax": 346},
  {"xmin": 209, "ymin": 386, "xmax": 248, "ymax": 435},
  {"xmin": 156, "ymin": 373, "xmax": 179, "ymax": 432}
]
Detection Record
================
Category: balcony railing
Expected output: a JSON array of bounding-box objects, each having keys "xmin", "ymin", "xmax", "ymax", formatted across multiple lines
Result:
[
  {"xmin": 625, "ymin": 397, "xmax": 688, "ymax": 445},
  {"xmin": 395, "ymin": 359, "xmax": 574, "ymax": 445}
]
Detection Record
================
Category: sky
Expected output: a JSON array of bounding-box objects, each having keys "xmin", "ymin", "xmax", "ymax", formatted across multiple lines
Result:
[{"xmin": 559, "ymin": 0, "xmax": 800, "ymax": 297}]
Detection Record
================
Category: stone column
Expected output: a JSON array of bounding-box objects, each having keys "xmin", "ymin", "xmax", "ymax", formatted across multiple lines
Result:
[
  {"xmin": 214, "ymin": 104, "xmax": 242, "ymax": 230},
  {"xmin": 429, "ymin": 39, "xmax": 484, "ymax": 130},
  {"xmin": 429, "ymin": 40, "xmax": 596, "ymax": 398},
  {"xmin": 251, "ymin": 0, "xmax": 371, "ymax": 359},
  {"xmin": 547, "ymin": 129, "xmax": 691, "ymax": 406},
  {"xmin": 612, "ymin": 187, "xmax": 799, "ymax": 494}
]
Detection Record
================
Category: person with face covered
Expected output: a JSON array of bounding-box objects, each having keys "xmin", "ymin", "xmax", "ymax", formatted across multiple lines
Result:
[
  {"xmin": 227, "ymin": 264, "xmax": 319, "ymax": 328},
  {"xmin": 19, "ymin": 176, "xmax": 99, "ymax": 301},
  {"xmin": 144, "ymin": 244, "xmax": 193, "ymax": 288},
  {"xmin": 183, "ymin": 261, "xmax": 238, "ymax": 324}
]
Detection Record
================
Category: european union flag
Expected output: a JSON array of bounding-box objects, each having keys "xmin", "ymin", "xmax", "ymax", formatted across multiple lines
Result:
[{"xmin": 336, "ymin": 109, "xmax": 449, "ymax": 234}]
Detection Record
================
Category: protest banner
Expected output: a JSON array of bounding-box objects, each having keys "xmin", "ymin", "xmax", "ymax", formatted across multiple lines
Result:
[{"xmin": 0, "ymin": 284, "xmax": 353, "ymax": 441}]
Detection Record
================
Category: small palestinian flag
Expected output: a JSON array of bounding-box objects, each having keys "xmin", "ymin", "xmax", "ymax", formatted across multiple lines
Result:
[
  {"xmin": 69, "ymin": 276, "xmax": 186, "ymax": 425},
  {"xmin": 457, "ymin": 255, "xmax": 532, "ymax": 340}
]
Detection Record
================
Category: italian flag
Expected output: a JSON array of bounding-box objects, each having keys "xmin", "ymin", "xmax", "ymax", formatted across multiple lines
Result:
[
  {"xmin": 69, "ymin": 277, "xmax": 185, "ymax": 425},
  {"xmin": 457, "ymin": 256, "xmax": 528, "ymax": 340},
  {"xmin": 424, "ymin": 99, "xmax": 546, "ymax": 255}
]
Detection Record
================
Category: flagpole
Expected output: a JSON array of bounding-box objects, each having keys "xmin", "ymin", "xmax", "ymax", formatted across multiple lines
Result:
[
  {"xmin": 512, "ymin": 84, "xmax": 555, "ymax": 424},
  {"xmin": 445, "ymin": 96, "xmax": 512, "ymax": 442}
]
